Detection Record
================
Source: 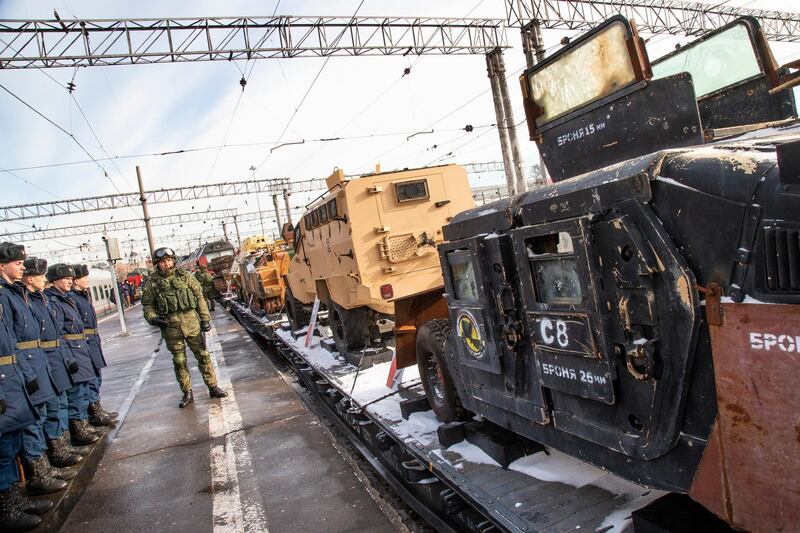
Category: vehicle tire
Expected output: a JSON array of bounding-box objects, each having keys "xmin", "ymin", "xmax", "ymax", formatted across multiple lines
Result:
[
  {"xmin": 416, "ymin": 319, "xmax": 464, "ymax": 423},
  {"xmin": 285, "ymin": 285, "xmax": 310, "ymax": 331},
  {"xmin": 329, "ymin": 302, "xmax": 370, "ymax": 356}
]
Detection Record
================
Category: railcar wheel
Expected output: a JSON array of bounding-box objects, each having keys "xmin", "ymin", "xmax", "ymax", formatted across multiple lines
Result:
[
  {"xmin": 285, "ymin": 286, "xmax": 310, "ymax": 332},
  {"xmin": 329, "ymin": 303, "xmax": 370, "ymax": 356},
  {"xmin": 416, "ymin": 319, "xmax": 464, "ymax": 423}
]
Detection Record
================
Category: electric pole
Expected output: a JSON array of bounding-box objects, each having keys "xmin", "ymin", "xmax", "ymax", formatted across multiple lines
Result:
[
  {"xmin": 136, "ymin": 166, "xmax": 156, "ymax": 259},
  {"xmin": 283, "ymin": 189, "xmax": 292, "ymax": 226},
  {"xmin": 233, "ymin": 215, "xmax": 242, "ymax": 249},
  {"xmin": 272, "ymin": 194, "xmax": 282, "ymax": 238}
]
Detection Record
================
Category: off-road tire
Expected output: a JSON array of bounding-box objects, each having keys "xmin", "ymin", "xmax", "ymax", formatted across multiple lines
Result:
[
  {"xmin": 285, "ymin": 285, "xmax": 310, "ymax": 332},
  {"xmin": 329, "ymin": 302, "xmax": 370, "ymax": 356},
  {"xmin": 416, "ymin": 319, "xmax": 465, "ymax": 423}
]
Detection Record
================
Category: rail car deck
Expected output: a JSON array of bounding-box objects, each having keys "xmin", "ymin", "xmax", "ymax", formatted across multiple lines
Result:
[{"xmin": 227, "ymin": 300, "xmax": 670, "ymax": 533}]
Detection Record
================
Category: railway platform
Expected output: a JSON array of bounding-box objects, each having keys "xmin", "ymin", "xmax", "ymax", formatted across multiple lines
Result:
[{"xmin": 52, "ymin": 306, "xmax": 395, "ymax": 533}]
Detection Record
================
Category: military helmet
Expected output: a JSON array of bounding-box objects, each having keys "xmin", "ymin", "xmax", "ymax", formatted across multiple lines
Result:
[
  {"xmin": 152, "ymin": 247, "xmax": 176, "ymax": 263},
  {"xmin": 23, "ymin": 257, "xmax": 48, "ymax": 276},
  {"xmin": 0, "ymin": 242, "xmax": 26, "ymax": 264},
  {"xmin": 71, "ymin": 264, "xmax": 90, "ymax": 279},
  {"xmin": 46, "ymin": 263, "xmax": 75, "ymax": 283}
]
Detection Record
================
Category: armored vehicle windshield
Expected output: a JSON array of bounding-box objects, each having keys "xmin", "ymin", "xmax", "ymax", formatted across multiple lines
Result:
[
  {"xmin": 651, "ymin": 19, "xmax": 765, "ymax": 98},
  {"xmin": 521, "ymin": 15, "xmax": 797, "ymax": 182}
]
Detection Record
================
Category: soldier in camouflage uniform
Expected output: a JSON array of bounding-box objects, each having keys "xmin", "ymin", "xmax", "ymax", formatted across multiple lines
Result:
[
  {"xmin": 141, "ymin": 247, "xmax": 227, "ymax": 408},
  {"xmin": 193, "ymin": 264, "xmax": 215, "ymax": 311}
]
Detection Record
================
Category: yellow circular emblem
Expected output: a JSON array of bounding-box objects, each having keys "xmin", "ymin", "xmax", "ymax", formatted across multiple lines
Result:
[{"xmin": 457, "ymin": 311, "xmax": 484, "ymax": 356}]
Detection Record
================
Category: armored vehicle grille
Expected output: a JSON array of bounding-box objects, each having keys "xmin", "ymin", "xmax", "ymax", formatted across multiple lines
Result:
[
  {"xmin": 763, "ymin": 225, "xmax": 800, "ymax": 293},
  {"xmin": 386, "ymin": 234, "xmax": 419, "ymax": 263}
]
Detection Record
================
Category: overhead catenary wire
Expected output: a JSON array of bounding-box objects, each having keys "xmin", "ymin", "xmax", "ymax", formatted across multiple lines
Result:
[
  {"xmin": 254, "ymin": 0, "xmax": 367, "ymax": 174},
  {"xmin": 355, "ymin": 33, "xmax": 578, "ymax": 173},
  {"xmin": 1, "ymin": 167, "xmax": 63, "ymax": 200},
  {"xmin": 332, "ymin": 0, "xmax": 489, "ymax": 142},
  {"xmin": 206, "ymin": 37, "xmax": 264, "ymax": 180},
  {"xmin": 0, "ymin": 36, "xmax": 136, "ymax": 197},
  {"xmin": 353, "ymin": 64, "xmax": 526, "ymax": 173},
  {"xmin": 2, "ymin": 127, "xmax": 488, "ymax": 173},
  {"xmin": 0, "ymin": 82, "xmax": 130, "ymax": 200}
]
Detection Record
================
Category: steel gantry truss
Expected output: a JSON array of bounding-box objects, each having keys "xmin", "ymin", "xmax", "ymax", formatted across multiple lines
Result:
[
  {"xmin": 504, "ymin": 0, "xmax": 800, "ymax": 41},
  {"xmin": 0, "ymin": 176, "xmax": 326, "ymax": 222},
  {"xmin": 2, "ymin": 209, "xmax": 275, "ymax": 241},
  {"xmin": 1, "ymin": 162, "xmax": 511, "ymax": 223},
  {"xmin": 28, "ymin": 232, "xmax": 226, "ymax": 259},
  {"xmin": 3, "ymin": 208, "xmax": 235, "ymax": 241},
  {"xmin": 0, "ymin": 15, "xmax": 509, "ymax": 69}
]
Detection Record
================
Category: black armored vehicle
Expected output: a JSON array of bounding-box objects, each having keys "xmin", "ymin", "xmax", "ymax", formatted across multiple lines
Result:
[{"xmin": 413, "ymin": 16, "xmax": 800, "ymax": 531}]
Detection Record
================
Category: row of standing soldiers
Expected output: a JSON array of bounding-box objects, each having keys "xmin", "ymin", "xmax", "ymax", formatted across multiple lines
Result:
[{"xmin": 0, "ymin": 243, "xmax": 117, "ymax": 532}]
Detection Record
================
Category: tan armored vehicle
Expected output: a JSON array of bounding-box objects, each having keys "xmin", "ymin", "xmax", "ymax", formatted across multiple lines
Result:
[
  {"xmin": 237, "ymin": 235, "xmax": 291, "ymax": 314},
  {"xmin": 284, "ymin": 164, "xmax": 474, "ymax": 355}
]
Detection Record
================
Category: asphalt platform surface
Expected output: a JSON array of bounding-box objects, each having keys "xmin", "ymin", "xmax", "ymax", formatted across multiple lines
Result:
[{"xmin": 59, "ymin": 305, "xmax": 393, "ymax": 533}]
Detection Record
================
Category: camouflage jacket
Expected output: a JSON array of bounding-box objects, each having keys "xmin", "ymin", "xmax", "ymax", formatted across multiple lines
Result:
[
  {"xmin": 141, "ymin": 268, "xmax": 209, "ymax": 334},
  {"xmin": 194, "ymin": 269, "xmax": 214, "ymax": 293}
]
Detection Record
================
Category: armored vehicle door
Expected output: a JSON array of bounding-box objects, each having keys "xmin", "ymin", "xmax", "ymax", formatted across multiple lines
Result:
[
  {"xmin": 510, "ymin": 219, "xmax": 616, "ymax": 404},
  {"xmin": 512, "ymin": 198, "xmax": 700, "ymax": 460},
  {"xmin": 440, "ymin": 238, "xmax": 502, "ymax": 374},
  {"xmin": 440, "ymin": 234, "xmax": 550, "ymax": 424}
]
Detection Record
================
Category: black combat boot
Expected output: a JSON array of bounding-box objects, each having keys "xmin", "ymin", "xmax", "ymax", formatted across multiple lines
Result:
[
  {"xmin": 208, "ymin": 386, "xmax": 227, "ymax": 399},
  {"xmin": 69, "ymin": 419, "xmax": 99, "ymax": 446},
  {"xmin": 84, "ymin": 421, "xmax": 106, "ymax": 437},
  {"xmin": 61, "ymin": 433, "xmax": 91, "ymax": 455},
  {"xmin": 21, "ymin": 456, "xmax": 67, "ymax": 495},
  {"xmin": 0, "ymin": 486, "xmax": 41, "ymax": 532},
  {"xmin": 43, "ymin": 455, "xmax": 77, "ymax": 481},
  {"xmin": 178, "ymin": 390, "xmax": 194, "ymax": 408},
  {"xmin": 10, "ymin": 483, "xmax": 52, "ymax": 515},
  {"xmin": 88, "ymin": 402, "xmax": 117, "ymax": 427},
  {"xmin": 47, "ymin": 437, "xmax": 83, "ymax": 467},
  {"xmin": 88, "ymin": 401, "xmax": 118, "ymax": 423},
  {"xmin": 95, "ymin": 401, "xmax": 119, "ymax": 419}
]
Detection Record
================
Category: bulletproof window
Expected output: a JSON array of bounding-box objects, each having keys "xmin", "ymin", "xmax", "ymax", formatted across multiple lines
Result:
[
  {"xmin": 318, "ymin": 205, "xmax": 328, "ymax": 223},
  {"xmin": 309, "ymin": 210, "xmax": 319, "ymax": 227},
  {"xmin": 447, "ymin": 249, "xmax": 480, "ymax": 302},
  {"xmin": 327, "ymin": 199, "xmax": 338, "ymax": 219},
  {"xmin": 395, "ymin": 179, "xmax": 429, "ymax": 203},
  {"xmin": 92, "ymin": 286, "xmax": 99, "ymax": 300},
  {"xmin": 304, "ymin": 214, "xmax": 312, "ymax": 229},
  {"xmin": 652, "ymin": 21, "xmax": 762, "ymax": 98},
  {"xmin": 527, "ymin": 232, "xmax": 582, "ymax": 305},
  {"xmin": 524, "ymin": 18, "xmax": 640, "ymax": 128}
]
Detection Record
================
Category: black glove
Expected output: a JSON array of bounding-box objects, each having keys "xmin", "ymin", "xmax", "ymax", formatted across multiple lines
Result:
[
  {"xmin": 151, "ymin": 317, "xmax": 169, "ymax": 328},
  {"xmin": 25, "ymin": 379, "xmax": 39, "ymax": 395},
  {"xmin": 200, "ymin": 321, "xmax": 211, "ymax": 333},
  {"xmin": 68, "ymin": 361, "xmax": 79, "ymax": 374},
  {"xmin": 0, "ymin": 399, "xmax": 6, "ymax": 414}
]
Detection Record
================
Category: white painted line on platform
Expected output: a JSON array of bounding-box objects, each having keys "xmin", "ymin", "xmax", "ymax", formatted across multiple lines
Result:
[
  {"xmin": 207, "ymin": 326, "xmax": 269, "ymax": 533},
  {"xmin": 107, "ymin": 340, "xmax": 159, "ymax": 443}
]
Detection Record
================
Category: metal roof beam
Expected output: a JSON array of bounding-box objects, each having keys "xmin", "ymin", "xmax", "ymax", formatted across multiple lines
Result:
[
  {"xmin": 0, "ymin": 15, "xmax": 509, "ymax": 69},
  {"xmin": 504, "ymin": 0, "xmax": 800, "ymax": 42},
  {"xmin": 0, "ymin": 177, "xmax": 325, "ymax": 222},
  {"xmin": 2, "ymin": 208, "xmax": 239, "ymax": 241}
]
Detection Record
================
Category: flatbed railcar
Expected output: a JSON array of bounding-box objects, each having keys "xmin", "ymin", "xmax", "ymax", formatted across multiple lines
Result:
[{"xmin": 226, "ymin": 300, "xmax": 725, "ymax": 533}]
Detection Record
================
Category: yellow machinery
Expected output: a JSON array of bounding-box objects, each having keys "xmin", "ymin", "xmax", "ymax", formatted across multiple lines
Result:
[
  {"xmin": 237, "ymin": 236, "xmax": 291, "ymax": 314},
  {"xmin": 284, "ymin": 164, "xmax": 475, "ymax": 355}
]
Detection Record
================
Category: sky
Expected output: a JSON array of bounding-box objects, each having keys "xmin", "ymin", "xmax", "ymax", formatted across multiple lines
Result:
[{"xmin": 1, "ymin": 0, "xmax": 799, "ymax": 265}]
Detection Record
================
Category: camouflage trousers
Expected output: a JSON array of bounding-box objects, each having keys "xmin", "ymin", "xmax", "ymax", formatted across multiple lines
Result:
[{"xmin": 163, "ymin": 328, "xmax": 218, "ymax": 393}]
